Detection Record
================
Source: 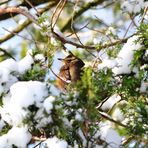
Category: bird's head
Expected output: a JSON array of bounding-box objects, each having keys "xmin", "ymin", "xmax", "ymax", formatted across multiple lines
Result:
[{"xmin": 58, "ymin": 54, "xmax": 77, "ymax": 65}]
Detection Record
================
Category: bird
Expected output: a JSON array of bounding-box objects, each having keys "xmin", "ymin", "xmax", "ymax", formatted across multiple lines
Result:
[{"xmin": 56, "ymin": 53, "xmax": 85, "ymax": 90}]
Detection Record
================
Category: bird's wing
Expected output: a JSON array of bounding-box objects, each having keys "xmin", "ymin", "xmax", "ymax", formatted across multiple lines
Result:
[
  {"xmin": 70, "ymin": 59, "xmax": 85, "ymax": 68},
  {"xmin": 59, "ymin": 65, "xmax": 71, "ymax": 81},
  {"xmin": 60, "ymin": 64, "xmax": 69, "ymax": 70}
]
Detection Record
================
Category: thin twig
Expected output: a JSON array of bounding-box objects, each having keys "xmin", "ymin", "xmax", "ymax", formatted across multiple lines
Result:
[
  {"xmin": 96, "ymin": 97, "xmax": 111, "ymax": 109},
  {"xmin": 123, "ymin": 21, "xmax": 133, "ymax": 38},
  {"xmin": 66, "ymin": 22, "xmax": 89, "ymax": 37},
  {"xmin": 51, "ymin": 0, "xmax": 67, "ymax": 29},
  {"xmin": 71, "ymin": 0, "xmax": 84, "ymax": 46},
  {"xmin": 122, "ymin": 136, "xmax": 134, "ymax": 146},
  {"xmin": 0, "ymin": 47, "xmax": 16, "ymax": 60},
  {"xmin": 85, "ymin": 48, "xmax": 97, "ymax": 58},
  {"xmin": 49, "ymin": 67, "xmax": 69, "ymax": 84},
  {"xmin": 24, "ymin": 0, "xmax": 40, "ymax": 16},
  {"xmin": 51, "ymin": 0, "xmax": 63, "ymax": 28},
  {"xmin": 53, "ymin": 0, "xmax": 67, "ymax": 29},
  {"xmin": 32, "ymin": 136, "xmax": 46, "ymax": 148},
  {"xmin": 2, "ymin": 27, "xmax": 41, "ymax": 44},
  {"xmin": 94, "ymin": 15, "xmax": 109, "ymax": 27},
  {"xmin": 86, "ymin": 26, "xmax": 117, "ymax": 48},
  {"xmin": 0, "ymin": 19, "xmax": 31, "ymax": 44},
  {"xmin": 87, "ymin": 26, "xmax": 115, "ymax": 44},
  {"xmin": 32, "ymin": 136, "xmax": 47, "ymax": 141},
  {"xmin": 129, "ymin": 14, "xmax": 137, "ymax": 27},
  {"xmin": 98, "ymin": 111, "xmax": 127, "ymax": 127},
  {"xmin": 86, "ymin": 26, "xmax": 105, "ymax": 34},
  {"xmin": 61, "ymin": 0, "xmax": 105, "ymax": 32},
  {"xmin": 107, "ymin": 98, "xmax": 122, "ymax": 115},
  {"xmin": 98, "ymin": 1, "xmax": 114, "ymax": 10},
  {"xmin": 140, "ymin": 6, "xmax": 148, "ymax": 23},
  {"xmin": 33, "ymin": 141, "xmax": 43, "ymax": 148}
]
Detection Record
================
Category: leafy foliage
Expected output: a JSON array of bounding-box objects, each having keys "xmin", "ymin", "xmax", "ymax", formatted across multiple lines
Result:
[{"xmin": 0, "ymin": 0, "xmax": 147, "ymax": 147}]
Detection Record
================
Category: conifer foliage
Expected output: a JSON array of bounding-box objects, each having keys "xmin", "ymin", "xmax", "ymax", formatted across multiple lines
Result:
[{"xmin": 0, "ymin": 0, "xmax": 147, "ymax": 147}]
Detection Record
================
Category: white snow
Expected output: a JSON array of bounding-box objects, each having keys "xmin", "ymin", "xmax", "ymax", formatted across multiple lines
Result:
[
  {"xmin": 0, "ymin": 103, "xmax": 28, "ymax": 126},
  {"xmin": 43, "ymin": 96, "xmax": 55, "ymax": 114},
  {"xmin": 106, "ymin": 27, "xmax": 116, "ymax": 35},
  {"xmin": 0, "ymin": 59, "xmax": 18, "ymax": 96},
  {"xmin": 77, "ymin": 128, "xmax": 87, "ymax": 147},
  {"xmin": 97, "ymin": 36, "xmax": 145, "ymax": 76},
  {"xmin": 18, "ymin": 54, "xmax": 34, "ymax": 74},
  {"xmin": 93, "ymin": 122, "xmax": 122, "ymax": 147},
  {"xmin": 0, "ymin": 79, "xmax": 52, "ymax": 146},
  {"xmin": 42, "ymin": 136, "xmax": 68, "ymax": 148},
  {"xmin": 0, "ymin": 81, "xmax": 48, "ymax": 126},
  {"xmin": 18, "ymin": 18, "xmax": 26, "ymax": 25},
  {"xmin": 34, "ymin": 54, "xmax": 45, "ymax": 62},
  {"xmin": 98, "ymin": 58, "xmax": 117, "ymax": 70},
  {"xmin": 0, "ymin": 53, "xmax": 34, "ymax": 76},
  {"xmin": 113, "ymin": 36, "xmax": 142, "ymax": 75},
  {"xmin": 0, "ymin": 127, "xmax": 31, "ymax": 148},
  {"xmin": 7, "ymin": 126, "xmax": 32, "ymax": 147},
  {"xmin": 75, "ymin": 112, "xmax": 82, "ymax": 121},
  {"xmin": 51, "ymin": 37, "xmax": 59, "ymax": 46},
  {"xmin": 0, "ymin": 58, "xmax": 18, "ymax": 72},
  {"xmin": 34, "ymin": 96, "xmax": 56, "ymax": 128},
  {"xmin": 75, "ymin": 109, "xmax": 83, "ymax": 121},
  {"xmin": 112, "ymin": 107, "xmax": 124, "ymax": 122},
  {"xmin": 121, "ymin": 0, "xmax": 145, "ymax": 14},
  {"xmin": 0, "ymin": 53, "xmax": 35, "ymax": 96},
  {"xmin": 10, "ymin": 81, "xmax": 48, "ymax": 107},
  {"xmin": 0, "ymin": 135, "xmax": 8, "ymax": 148},
  {"xmin": 100, "ymin": 94, "xmax": 121, "ymax": 111},
  {"xmin": 34, "ymin": 108, "xmax": 52, "ymax": 128},
  {"xmin": 140, "ymin": 81, "xmax": 147, "ymax": 92},
  {"xmin": 99, "ymin": 122, "xmax": 122, "ymax": 148},
  {"xmin": 0, "ymin": 120, "xmax": 5, "ymax": 131}
]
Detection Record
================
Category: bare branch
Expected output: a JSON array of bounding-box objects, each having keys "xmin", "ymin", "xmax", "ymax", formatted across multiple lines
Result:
[
  {"xmin": 140, "ymin": 6, "xmax": 148, "ymax": 23},
  {"xmin": 2, "ymin": 27, "xmax": 41, "ymax": 44},
  {"xmin": 0, "ymin": 0, "xmax": 9, "ymax": 6},
  {"xmin": 24, "ymin": 0, "xmax": 40, "ymax": 16},
  {"xmin": 66, "ymin": 22, "xmax": 89, "ymax": 37},
  {"xmin": 123, "ymin": 21, "xmax": 133, "ymax": 38},
  {"xmin": 0, "ymin": 0, "xmax": 53, "ymax": 21},
  {"xmin": 0, "ymin": 47, "xmax": 16, "ymax": 60},
  {"xmin": 0, "ymin": 2, "xmax": 57, "ymax": 44},
  {"xmin": 94, "ymin": 15, "xmax": 109, "ymax": 27},
  {"xmin": 0, "ymin": 19, "xmax": 31, "ymax": 44},
  {"xmin": 0, "ymin": 7, "xmax": 37, "ymax": 24},
  {"xmin": 61, "ymin": 0, "xmax": 106, "ymax": 32},
  {"xmin": 52, "ymin": 29, "xmax": 134, "ymax": 51},
  {"xmin": 122, "ymin": 136, "xmax": 134, "ymax": 146},
  {"xmin": 70, "ymin": 0, "xmax": 84, "ymax": 46},
  {"xmin": 98, "ymin": 111, "xmax": 127, "ymax": 127},
  {"xmin": 51, "ymin": 0, "xmax": 67, "ymax": 29}
]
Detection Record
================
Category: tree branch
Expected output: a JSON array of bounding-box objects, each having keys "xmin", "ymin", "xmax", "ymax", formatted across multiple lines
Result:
[
  {"xmin": 52, "ymin": 29, "xmax": 133, "ymax": 51},
  {"xmin": 0, "ymin": 7, "xmax": 38, "ymax": 24},
  {"xmin": 0, "ymin": 19, "xmax": 30, "ymax": 44},
  {"xmin": 0, "ymin": 2, "xmax": 57, "ymax": 44},
  {"xmin": 61, "ymin": 0, "xmax": 105, "ymax": 32},
  {"xmin": 0, "ymin": 47, "xmax": 16, "ymax": 60},
  {"xmin": 98, "ymin": 111, "xmax": 127, "ymax": 127},
  {"xmin": 0, "ymin": 0, "xmax": 56, "ymax": 21}
]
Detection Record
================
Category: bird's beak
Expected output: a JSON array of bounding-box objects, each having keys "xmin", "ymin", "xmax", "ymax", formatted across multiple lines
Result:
[{"xmin": 58, "ymin": 58, "xmax": 64, "ymax": 61}]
